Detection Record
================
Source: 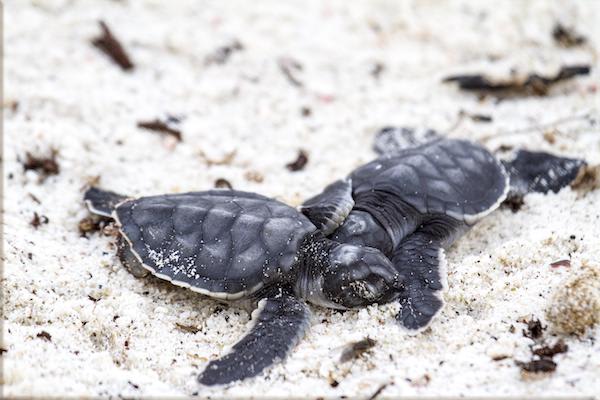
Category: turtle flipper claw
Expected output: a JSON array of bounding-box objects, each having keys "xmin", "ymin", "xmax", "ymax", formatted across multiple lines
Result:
[
  {"xmin": 198, "ymin": 294, "xmax": 310, "ymax": 386},
  {"xmin": 397, "ymin": 291, "xmax": 444, "ymax": 331}
]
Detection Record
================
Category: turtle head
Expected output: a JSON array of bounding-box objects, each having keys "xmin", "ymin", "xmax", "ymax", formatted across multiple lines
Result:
[{"xmin": 320, "ymin": 243, "xmax": 404, "ymax": 308}]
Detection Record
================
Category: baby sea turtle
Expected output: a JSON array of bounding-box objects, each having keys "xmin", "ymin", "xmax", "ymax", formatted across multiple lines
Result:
[
  {"xmin": 301, "ymin": 128, "xmax": 585, "ymax": 330},
  {"xmin": 84, "ymin": 188, "xmax": 403, "ymax": 385},
  {"xmin": 84, "ymin": 132, "xmax": 584, "ymax": 385}
]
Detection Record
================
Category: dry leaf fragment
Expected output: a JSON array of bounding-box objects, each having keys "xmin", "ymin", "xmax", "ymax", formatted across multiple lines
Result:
[
  {"xmin": 552, "ymin": 23, "xmax": 586, "ymax": 47},
  {"xmin": 286, "ymin": 150, "xmax": 308, "ymax": 172},
  {"xmin": 137, "ymin": 118, "xmax": 182, "ymax": 142},
  {"xmin": 92, "ymin": 21, "xmax": 134, "ymax": 71},
  {"xmin": 443, "ymin": 65, "xmax": 590, "ymax": 97},
  {"xmin": 340, "ymin": 337, "xmax": 377, "ymax": 363}
]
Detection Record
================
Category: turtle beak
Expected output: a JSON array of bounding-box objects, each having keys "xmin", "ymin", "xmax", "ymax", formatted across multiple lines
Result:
[
  {"xmin": 378, "ymin": 272, "xmax": 406, "ymax": 304},
  {"xmin": 363, "ymin": 251, "xmax": 404, "ymax": 292}
]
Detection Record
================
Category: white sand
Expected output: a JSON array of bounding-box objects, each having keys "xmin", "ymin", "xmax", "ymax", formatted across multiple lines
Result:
[{"xmin": 3, "ymin": 0, "xmax": 600, "ymax": 398}]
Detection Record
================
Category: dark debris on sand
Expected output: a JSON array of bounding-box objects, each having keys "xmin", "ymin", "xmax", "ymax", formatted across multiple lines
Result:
[
  {"xmin": 36, "ymin": 331, "xmax": 52, "ymax": 342},
  {"xmin": 515, "ymin": 358, "xmax": 557, "ymax": 374},
  {"xmin": 367, "ymin": 382, "xmax": 391, "ymax": 400},
  {"xmin": 465, "ymin": 112, "xmax": 493, "ymax": 123},
  {"xmin": 340, "ymin": 337, "xmax": 377, "ymax": 363},
  {"xmin": 175, "ymin": 323, "xmax": 201, "ymax": 334},
  {"xmin": 205, "ymin": 40, "xmax": 244, "ymax": 65},
  {"xmin": 552, "ymin": 23, "xmax": 587, "ymax": 48},
  {"xmin": 78, "ymin": 214, "xmax": 112, "ymax": 237},
  {"xmin": 443, "ymin": 65, "xmax": 590, "ymax": 97},
  {"xmin": 137, "ymin": 117, "xmax": 182, "ymax": 142},
  {"xmin": 371, "ymin": 62, "xmax": 385, "ymax": 80},
  {"xmin": 22, "ymin": 150, "xmax": 60, "ymax": 182},
  {"xmin": 550, "ymin": 259, "xmax": 571, "ymax": 269},
  {"xmin": 571, "ymin": 164, "xmax": 600, "ymax": 195},
  {"xmin": 515, "ymin": 319, "xmax": 569, "ymax": 376},
  {"xmin": 30, "ymin": 212, "xmax": 49, "ymax": 229},
  {"xmin": 532, "ymin": 339, "xmax": 568, "ymax": 358},
  {"xmin": 214, "ymin": 178, "xmax": 233, "ymax": 189},
  {"xmin": 502, "ymin": 194, "xmax": 525, "ymax": 212},
  {"xmin": 522, "ymin": 318, "xmax": 545, "ymax": 340},
  {"xmin": 286, "ymin": 150, "xmax": 309, "ymax": 172},
  {"xmin": 92, "ymin": 21, "xmax": 134, "ymax": 71},
  {"xmin": 278, "ymin": 57, "xmax": 304, "ymax": 88}
]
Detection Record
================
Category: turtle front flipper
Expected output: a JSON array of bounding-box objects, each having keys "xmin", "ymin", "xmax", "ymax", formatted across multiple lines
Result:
[
  {"xmin": 198, "ymin": 293, "xmax": 311, "ymax": 385},
  {"xmin": 391, "ymin": 217, "xmax": 464, "ymax": 331},
  {"xmin": 393, "ymin": 233, "xmax": 445, "ymax": 331},
  {"xmin": 299, "ymin": 178, "xmax": 354, "ymax": 235},
  {"xmin": 84, "ymin": 187, "xmax": 128, "ymax": 217},
  {"xmin": 502, "ymin": 150, "xmax": 586, "ymax": 199}
]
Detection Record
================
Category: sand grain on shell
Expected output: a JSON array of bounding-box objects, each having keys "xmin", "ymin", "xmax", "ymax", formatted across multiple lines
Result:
[{"xmin": 3, "ymin": 0, "xmax": 600, "ymax": 397}]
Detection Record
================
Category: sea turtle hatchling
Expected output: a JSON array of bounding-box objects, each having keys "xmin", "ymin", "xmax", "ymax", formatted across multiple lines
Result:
[
  {"xmin": 83, "ymin": 134, "xmax": 584, "ymax": 386},
  {"xmin": 84, "ymin": 187, "xmax": 403, "ymax": 386},
  {"xmin": 301, "ymin": 129, "xmax": 586, "ymax": 330}
]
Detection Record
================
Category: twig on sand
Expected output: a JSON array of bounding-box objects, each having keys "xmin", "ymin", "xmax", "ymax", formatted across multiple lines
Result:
[
  {"xmin": 479, "ymin": 111, "xmax": 596, "ymax": 143},
  {"xmin": 367, "ymin": 382, "xmax": 392, "ymax": 400},
  {"xmin": 92, "ymin": 21, "xmax": 134, "ymax": 71}
]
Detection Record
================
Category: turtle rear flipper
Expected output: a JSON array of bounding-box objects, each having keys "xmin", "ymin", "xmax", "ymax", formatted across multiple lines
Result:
[
  {"xmin": 84, "ymin": 187, "xmax": 128, "ymax": 217},
  {"xmin": 116, "ymin": 236, "xmax": 149, "ymax": 278},
  {"xmin": 373, "ymin": 127, "xmax": 441, "ymax": 156},
  {"xmin": 300, "ymin": 178, "xmax": 354, "ymax": 235},
  {"xmin": 502, "ymin": 150, "xmax": 586, "ymax": 197},
  {"xmin": 198, "ymin": 293, "xmax": 311, "ymax": 385}
]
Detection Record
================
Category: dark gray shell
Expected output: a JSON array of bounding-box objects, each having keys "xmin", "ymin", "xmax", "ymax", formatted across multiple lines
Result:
[
  {"xmin": 114, "ymin": 190, "xmax": 316, "ymax": 299},
  {"xmin": 350, "ymin": 138, "xmax": 509, "ymax": 224}
]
